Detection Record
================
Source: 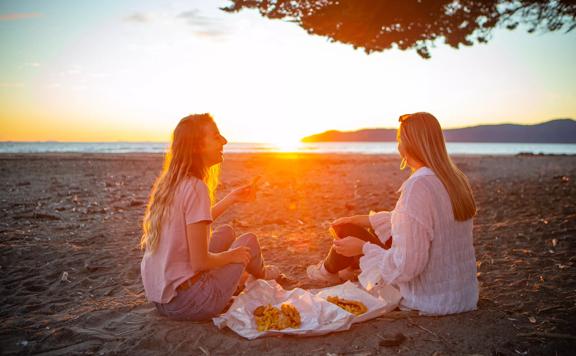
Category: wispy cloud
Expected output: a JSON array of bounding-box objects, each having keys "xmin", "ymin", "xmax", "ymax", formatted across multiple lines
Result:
[
  {"xmin": 0, "ymin": 13, "xmax": 42, "ymax": 21},
  {"xmin": 194, "ymin": 30, "xmax": 228, "ymax": 39},
  {"xmin": 177, "ymin": 10, "xmax": 212, "ymax": 26},
  {"xmin": 124, "ymin": 12, "xmax": 150, "ymax": 23},
  {"xmin": 176, "ymin": 9, "xmax": 230, "ymax": 39},
  {"xmin": 123, "ymin": 9, "xmax": 230, "ymax": 39}
]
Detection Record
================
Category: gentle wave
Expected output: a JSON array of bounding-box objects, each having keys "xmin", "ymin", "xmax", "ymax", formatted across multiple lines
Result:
[{"xmin": 0, "ymin": 142, "xmax": 575, "ymax": 155}]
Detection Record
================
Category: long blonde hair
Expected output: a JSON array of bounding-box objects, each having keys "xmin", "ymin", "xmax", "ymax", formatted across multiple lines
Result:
[
  {"xmin": 398, "ymin": 112, "xmax": 476, "ymax": 221},
  {"xmin": 140, "ymin": 113, "xmax": 220, "ymax": 252}
]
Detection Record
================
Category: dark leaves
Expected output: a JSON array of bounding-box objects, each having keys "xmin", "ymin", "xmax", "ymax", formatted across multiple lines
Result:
[{"xmin": 223, "ymin": 0, "xmax": 576, "ymax": 58}]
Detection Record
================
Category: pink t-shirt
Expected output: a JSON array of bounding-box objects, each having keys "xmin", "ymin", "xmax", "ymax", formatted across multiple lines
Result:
[{"xmin": 141, "ymin": 177, "xmax": 212, "ymax": 303}]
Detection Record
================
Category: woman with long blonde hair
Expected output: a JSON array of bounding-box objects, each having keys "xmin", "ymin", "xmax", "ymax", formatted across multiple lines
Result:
[
  {"xmin": 141, "ymin": 113, "xmax": 279, "ymax": 321},
  {"xmin": 307, "ymin": 112, "xmax": 479, "ymax": 315}
]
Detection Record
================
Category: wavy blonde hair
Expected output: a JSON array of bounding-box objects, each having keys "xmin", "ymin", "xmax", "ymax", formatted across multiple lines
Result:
[
  {"xmin": 398, "ymin": 112, "xmax": 476, "ymax": 221},
  {"xmin": 140, "ymin": 113, "xmax": 220, "ymax": 252}
]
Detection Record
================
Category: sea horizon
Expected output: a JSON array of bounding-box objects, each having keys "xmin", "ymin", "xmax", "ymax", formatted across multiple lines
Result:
[{"xmin": 1, "ymin": 141, "xmax": 576, "ymax": 155}]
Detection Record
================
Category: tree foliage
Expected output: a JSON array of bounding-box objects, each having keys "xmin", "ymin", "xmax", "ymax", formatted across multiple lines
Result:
[{"xmin": 223, "ymin": 0, "xmax": 576, "ymax": 58}]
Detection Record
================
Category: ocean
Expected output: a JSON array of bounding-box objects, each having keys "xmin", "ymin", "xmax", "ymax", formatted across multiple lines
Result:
[{"xmin": 1, "ymin": 141, "xmax": 575, "ymax": 155}]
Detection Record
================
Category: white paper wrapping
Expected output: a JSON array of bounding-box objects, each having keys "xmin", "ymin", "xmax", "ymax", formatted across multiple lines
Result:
[
  {"xmin": 213, "ymin": 279, "xmax": 401, "ymax": 339},
  {"xmin": 315, "ymin": 281, "xmax": 400, "ymax": 324}
]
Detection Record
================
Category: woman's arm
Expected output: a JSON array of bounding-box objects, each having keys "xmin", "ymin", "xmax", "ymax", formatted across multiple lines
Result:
[
  {"xmin": 211, "ymin": 193, "xmax": 236, "ymax": 221},
  {"xmin": 333, "ymin": 211, "xmax": 393, "ymax": 231},
  {"xmin": 359, "ymin": 212, "xmax": 431, "ymax": 286},
  {"xmin": 211, "ymin": 178, "xmax": 260, "ymax": 220},
  {"xmin": 332, "ymin": 214, "xmax": 371, "ymax": 228},
  {"xmin": 186, "ymin": 222, "xmax": 251, "ymax": 271},
  {"xmin": 368, "ymin": 211, "xmax": 392, "ymax": 236}
]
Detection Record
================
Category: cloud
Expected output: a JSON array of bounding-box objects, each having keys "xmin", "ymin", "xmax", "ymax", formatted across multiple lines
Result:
[
  {"xmin": 177, "ymin": 10, "xmax": 211, "ymax": 26},
  {"xmin": 194, "ymin": 30, "xmax": 228, "ymax": 39},
  {"xmin": 176, "ymin": 9, "xmax": 229, "ymax": 39},
  {"xmin": 124, "ymin": 12, "xmax": 150, "ymax": 23},
  {"xmin": 0, "ymin": 13, "xmax": 42, "ymax": 21},
  {"xmin": 123, "ymin": 9, "xmax": 230, "ymax": 39}
]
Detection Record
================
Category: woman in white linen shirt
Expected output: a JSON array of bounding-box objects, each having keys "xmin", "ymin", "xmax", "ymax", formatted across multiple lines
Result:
[{"xmin": 307, "ymin": 112, "xmax": 479, "ymax": 315}]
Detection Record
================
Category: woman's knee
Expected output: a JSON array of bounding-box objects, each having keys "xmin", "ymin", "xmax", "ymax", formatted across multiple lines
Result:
[
  {"xmin": 213, "ymin": 224, "xmax": 235, "ymax": 244},
  {"xmin": 215, "ymin": 224, "xmax": 235, "ymax": 238},
  {"xmin": 235, "ymin": 232, "xmax": 259, "ymax": 249}
]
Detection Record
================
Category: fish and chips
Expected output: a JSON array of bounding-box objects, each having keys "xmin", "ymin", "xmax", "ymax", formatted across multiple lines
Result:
[
  {"xmin": 327, "ymin": 296, "xmax": 368, "ymax": 316},
  {"xmin": 252, "ymin": 296, "xmax": 366, "ymax": 332},
  {"xmin": 253, "ymin": 303, "xmax": 301, "ymax": 332}
]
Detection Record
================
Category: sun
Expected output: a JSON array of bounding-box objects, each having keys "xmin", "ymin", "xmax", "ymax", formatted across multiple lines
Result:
[{"xmin": 270, "ymin": 138, "xmax": 304, "ymax": 152}]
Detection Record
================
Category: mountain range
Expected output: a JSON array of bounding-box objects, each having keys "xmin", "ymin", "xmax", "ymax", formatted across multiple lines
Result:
[{"xmin": 301, "ymin": 119, "xmax": 576, "ymax": 143}]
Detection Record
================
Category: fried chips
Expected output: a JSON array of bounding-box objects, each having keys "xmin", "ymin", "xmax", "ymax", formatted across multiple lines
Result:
[
  {"xmin": 327, "ymin": 296, "xmax": 368, "ymax": 316},
  {"xmin": 253, "ymin": 303, "xmax": 301, "ymax": 332}
]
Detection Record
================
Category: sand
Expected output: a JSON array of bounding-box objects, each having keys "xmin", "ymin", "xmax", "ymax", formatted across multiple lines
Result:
[{"xmin": 0, "ymin": 152, "xmax": 574, "ymax": 355}]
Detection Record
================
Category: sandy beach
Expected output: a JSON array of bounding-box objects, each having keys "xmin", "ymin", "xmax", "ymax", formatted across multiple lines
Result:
[{"xmin": 0, "ymin": 152, "xmax": 574, "ymax": 355}]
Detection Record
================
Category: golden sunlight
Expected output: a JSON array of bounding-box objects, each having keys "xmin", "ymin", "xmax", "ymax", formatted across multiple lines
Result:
[{"xmin": 269, "ymin": 139, "xmax": 304, "ymax": 153}]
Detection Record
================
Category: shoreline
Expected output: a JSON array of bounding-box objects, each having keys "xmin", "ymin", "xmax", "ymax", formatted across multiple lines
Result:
[{"xmin": 1, "ymin": 151, "xmax": 575, "ymax": 160}]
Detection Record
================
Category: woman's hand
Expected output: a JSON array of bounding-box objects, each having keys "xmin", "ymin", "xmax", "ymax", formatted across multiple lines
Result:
[
  {"xmin": 331, "ymin": 216, "xmax": 354, "ymax": 226},
  {"xmin": 230, "ymin": 176, "xmax": 261, "ymax": 203},
  {"xmin": 332, "ymin": 215, "xmax": 370, "ymax": 228},
  {"xmin": 333, "ymin": 236, "xmax": 366, "ymax": 257},
  {"xmin": 211, "ymin": 177, "xmax": 262, "ymax": 220},
  {"xmin": 228, "ymin": 246, "xmax": 252, "ymax": 265}
]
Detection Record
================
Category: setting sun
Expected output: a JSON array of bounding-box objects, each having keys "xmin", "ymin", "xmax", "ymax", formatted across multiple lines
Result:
[{"xmin": 269, "ymin": 139, "xmax": 304, "ymax": 153}]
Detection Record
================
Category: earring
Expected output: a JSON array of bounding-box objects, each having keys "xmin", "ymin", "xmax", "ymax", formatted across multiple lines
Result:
[{"xmin": 400, "ymin": 157, "xmax": 407, "ymax": 170}]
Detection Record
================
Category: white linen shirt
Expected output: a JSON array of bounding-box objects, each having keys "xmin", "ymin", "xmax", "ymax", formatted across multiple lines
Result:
[{"xmin": 359, "ymin": 167, "xmax": 479, "ymax": 315}]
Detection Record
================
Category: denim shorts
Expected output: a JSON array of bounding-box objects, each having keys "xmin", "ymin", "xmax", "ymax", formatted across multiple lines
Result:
[{"xmin": 155, "ymin": 225, "xmax": 264, "ymax": 321}]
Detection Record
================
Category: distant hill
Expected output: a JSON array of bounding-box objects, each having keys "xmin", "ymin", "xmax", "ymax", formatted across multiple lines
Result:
[{"xmin": 301, "ymin": 119, "xmax": 576, "ymax": 143}]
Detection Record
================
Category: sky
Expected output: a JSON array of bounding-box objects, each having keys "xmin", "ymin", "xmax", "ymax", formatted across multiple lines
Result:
[{"xmin": 1, "ymin": 0, "xmax": 575, "ymax": 144}]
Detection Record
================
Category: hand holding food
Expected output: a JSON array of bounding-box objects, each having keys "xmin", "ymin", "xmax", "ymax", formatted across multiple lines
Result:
[
  {"xmin": 333, "ymin": 236, "xmax": 366, "ymax": 257},
  {"xmin": 331, "ymin": 216, "xmax": 355, "ymax": 227},
  {"xmin": 231, "ymin": 176, "xmax": 261, "ymax": 203}
]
